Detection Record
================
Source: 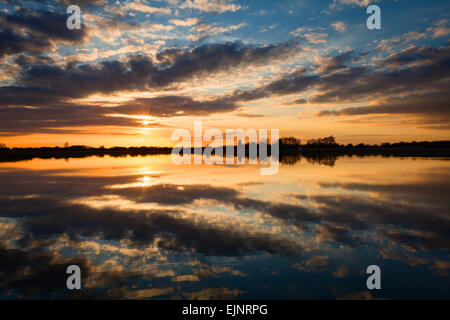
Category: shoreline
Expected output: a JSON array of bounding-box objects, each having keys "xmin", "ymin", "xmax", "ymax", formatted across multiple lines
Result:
[{"xmin": 0, "ymin": 141, "xmax": 449, "ymax": 163}]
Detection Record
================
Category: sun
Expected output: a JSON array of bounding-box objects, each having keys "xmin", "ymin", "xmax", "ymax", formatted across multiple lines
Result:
[{"xmin": 141, "ymin": 120, "xmax": 151, "ymax": 127}]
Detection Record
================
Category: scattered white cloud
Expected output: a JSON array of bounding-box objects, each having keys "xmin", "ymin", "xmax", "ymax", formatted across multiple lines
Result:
[
  {"xmin": 122, "ymin": 1, "xmax": 172, "ymax": 15},
  {"xmin": 188, "ymin": 22, "xmax": 246, "ymax": 41},
  {"xmin": 260, "ymin": 23, "xmax": 279, "ymax": 33},
  {"xmin": 290, "ymin": 27, "xmax": 327, "ymax": 44},
  {"xmin": 331, "ymin": 0, "xmax": 375, "ymax": 9},
  {"xmin": 179, "ymin": 0, "xmax": 243, "ymax": 14},
  {"xmin": 331, "ymin": 21, "xmax": 346, "ymax": 32},
  {"xmin": 304, "ymin": 32, "xmax": 328, "ymax": 44},
  {"xmin": 427, "ymin": 19, "xmax": 450, "ymax": 39},
  {"xmin": 169, "ymin": 18, "xmax": 200, "ymax": 26},
  {"xmin": 375, "ymin": 31, "xmax": 427, "ymax": 52},
  {"xmin": 290, "ymin": 27, "xmax": 311, "ymax": 37}
]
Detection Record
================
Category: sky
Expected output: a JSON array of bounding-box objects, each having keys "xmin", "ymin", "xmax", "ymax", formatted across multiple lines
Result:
[{"xmin": 0, "ymin": 0, "xmax": 449, "ymax": 147}]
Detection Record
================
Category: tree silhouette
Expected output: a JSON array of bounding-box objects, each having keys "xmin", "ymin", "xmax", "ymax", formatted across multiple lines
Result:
[
  {"xmin": 280, "ymin": 137, "xmax": 301, "ymax": 145},
  {"xmin": 307, "ymin": 136, "xmax": 336, "ymax": 146}
]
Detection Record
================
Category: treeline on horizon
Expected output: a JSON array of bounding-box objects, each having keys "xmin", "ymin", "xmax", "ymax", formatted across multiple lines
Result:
[
  {"xmin": 279, "ymin": 136, "xmax": 450, "ymax": 150},
  {"xmin": 0, "ymin": 136, "xmax": 449, "ymax": 162}
]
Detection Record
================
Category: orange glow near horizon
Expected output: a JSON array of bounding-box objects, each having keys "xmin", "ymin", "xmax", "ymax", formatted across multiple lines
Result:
[
  {"xmin": 1, "ymin": 113, "xmax": 449, "ymax": 148},
  {"xmin": 1, "ymin": 130, "xmax": 449, "ymax": 149}
]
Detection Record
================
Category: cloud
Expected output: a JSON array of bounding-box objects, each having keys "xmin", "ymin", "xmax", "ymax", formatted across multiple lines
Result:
[
  {"xmin": 0, "ymin": 169, "xmax": 305, "ymax": 258},
  {"xmin": 0, "ymin": 8, "xmax": 88, "ymax": 58},
  {"xmin": 314, "ymin": 92, "xmax": 450, "ymax": 126},
  {"xmin": 314, "ymin": 50, "xmax": 364, "ymax": 74},
  {"xmin": 331, "ymin": 21, "xmax": 346, "ymax": 32},
  {"xmin": 315, "ymin": 223, "xmax": 356, "ymax": 245},
  {"xmin": 169, "ymin": 18, "xmax": 200, "ymax": 26},
  {"xmin": 290, "ymin": 27, "xmax": 327, "ymax": 44},
  {"xmin": 221, "ymin": 45, "xmax": 448, "ymax": 111},
  {"xmin": 0, "ymin": 243, "xmax": 94, "ymax": 298},
  {"xmin": 427, "ymin": 19, "xmax": 450, "ymax": 39},
  {"xmin": 309, "ymin": 192, "xmax": 450, "ymax": 250},
  {"xmin": 304, "ymin": 32, "xmax": 328, "ymax": 44},
  {"xmin": 260, "ymin": 23, "xmax": 278, "ymax": 33},
  {"xmin": 430, "ymin": 27, "xmax": 450, "ymax": 39},
  {"xmin": 121, "ymin": 288, "xmax": 174, "ymax": 299},
  {"xmin": 293, "ymin": 255, "xmax": 330, "ymax": 272},
  {"xmin": 114, "ymin": 95, "xmax": 238, "ymax": 117},
  {"xmin": 1, "ymin": 8, "xmax": 87, "ymax": 43},
  {"xmin": 375, "ymin": 32, "xmax": 427, "ymax": 53},
  {"xmin": 4, "ymin": 41, "xmax": 296, "ymax": 102},
  {"xmin": 121, "ymin": 1, "xmax": 172, "ymax": 15},
  {"xmin": 20, "ymin": 200, "xmax": 302, "ymax": 257},
  {"xmin": 226, "ymin": 69, "xmax": 319, "ymax": 103},
  {"xmin": 179, "ymin": 0, "xmax": 242, "ymax": 14},
  {"xmin": 333, "ymin": 266, "xmax": 349, "ymax": 278},
  {"xmin": 331, "ymin": 0, "xmax": 374, "ymax": 9},
  {"xmin": 380, "ymin": 46, "xmax": 450, "ymax": 68},
  {"xmin": 8, "ymin": 43, "xmax": 437, "ymax": 129},
  {"xmin": 290, "ymin": 27, "xmax": 310, "ymax": 37},
  {"xmin": 110, "ymin": 183, "xmax": 240, "ymax": 205},
  {"xmin": 0, "ymin": 94, "xmax": 235, "ymax": 135},
  {"xmin": 55, "ymin": 0, "xmax": 106, "ymax": 7},
  {"xmin": 0, "ymin": 28, "xmax": 51, "ymax": 58},
  {"xmin": 235, "ymin": 112, "xmax": 264, "ymax": 118},
  {"xmin": 0, "ymin": 102, "xmax": 142, "ymax": 135},
  {"xmin": 0, "ymin": 39, "xmax": 301, "ymax": 134},
  {"xmin": 310, "ymin": 50, "xmax": 449, "ymax": 104},
  {"xmin": 0, "ymin": 41, "xmax": 299, "ymax": 133},
  {"xmin": 184, "ymin": 287, "xmax": 243, "ymax": 299},
  {"xmin": 187, "ymin": 22, "xmax": 246, "ymax": 41}
]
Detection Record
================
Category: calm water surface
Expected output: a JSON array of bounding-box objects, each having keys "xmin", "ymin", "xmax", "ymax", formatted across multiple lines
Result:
[{"xmin": 0, "ymin": 155, "xmax": 449, "ymax": 299}]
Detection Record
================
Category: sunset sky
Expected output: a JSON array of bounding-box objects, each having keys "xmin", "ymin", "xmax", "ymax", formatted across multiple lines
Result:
[{"xmin": 0, "ymin": 0, "xmax": 449, "ymax": 147}]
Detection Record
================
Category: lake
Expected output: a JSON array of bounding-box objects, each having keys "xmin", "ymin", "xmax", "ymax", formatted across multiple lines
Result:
[{"xmin": 0, "ymin": 155, "xmax": 449, "ymax": 299}]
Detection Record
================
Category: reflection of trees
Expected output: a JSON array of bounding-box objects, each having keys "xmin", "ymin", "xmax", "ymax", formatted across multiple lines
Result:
[
  {"xmin": 306, "ymin": 155, "xmax": 336, "ymax": 167},
  {"xmin": 280, "ymin": 154, "xmax": 302, "ymax": 165},
  {"xmin": 280, "ymin": 154, "xmax": 337, "ymax": 166}
]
